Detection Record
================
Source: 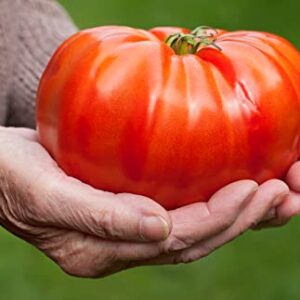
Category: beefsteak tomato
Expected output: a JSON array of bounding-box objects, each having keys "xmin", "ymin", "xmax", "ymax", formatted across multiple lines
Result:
[{"xmin": 36, "ymin": 26, "xmax": 300, "ymax": 210}]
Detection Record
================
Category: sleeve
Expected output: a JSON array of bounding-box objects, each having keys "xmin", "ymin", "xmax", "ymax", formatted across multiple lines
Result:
[
  {"xmin": 5, "ymin": 0, "xmax": 78, "ymax": 128},
  {"xmin": 0, "ymin": 0, "xmax": 16, "ymax": 126}
]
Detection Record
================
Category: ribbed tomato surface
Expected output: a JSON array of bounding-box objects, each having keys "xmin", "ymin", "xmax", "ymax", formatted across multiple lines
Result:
[{"xmin": 36, "ymin": 26, "xmax": 300, "ymax": 209}]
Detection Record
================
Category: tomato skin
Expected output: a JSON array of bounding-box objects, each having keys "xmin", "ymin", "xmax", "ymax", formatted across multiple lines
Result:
[{"xmin": 36, "ymin": 26, "xmax": 300, "ymax": 210}]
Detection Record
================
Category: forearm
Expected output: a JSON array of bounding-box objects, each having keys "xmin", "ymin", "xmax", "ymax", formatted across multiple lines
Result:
[{"xmin": 0, "ymin": 0, "xmax": 77, "ymax": 129}]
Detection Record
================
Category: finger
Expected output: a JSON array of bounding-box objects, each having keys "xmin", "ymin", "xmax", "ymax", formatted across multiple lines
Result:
[
  {"xmin": 285, "ymin": 161, "xmax": 300, "ymax": 192},
  {"xmin": 157, "ymin": 180, "xmax": 258, "ymax": 252},
  {"xmin": 277, "ymin": 191, "xmax": 300, "ymax": 220},
  {"xmin": 254, "ymin": 191, "xmax": 300, "ymax": 229},
  {"xmin": 31, "ymin": 176, "xmax": 171, "ymax": 242},
  {"xmin": 0, "ymin": 126, "xmax": 38, "ymax": 141},
  {"xmin": 261, "ymin": 208, "xmax": 277, "ymax": 222},
  {"xmin": 137, "ymin": 179, "xmax": 289, "ymax": 265},
  {"xmin": 174, "ymin": 179, "xmax": 289, "ymax": 263}
]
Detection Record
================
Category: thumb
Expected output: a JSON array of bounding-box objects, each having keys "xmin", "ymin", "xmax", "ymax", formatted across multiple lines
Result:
[{"xmin": 32, "ymin": 176, "xmax": 171, "ymax": 242}]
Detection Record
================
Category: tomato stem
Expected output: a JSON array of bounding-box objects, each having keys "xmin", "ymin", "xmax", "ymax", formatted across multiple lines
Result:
[{"xmin": 165, "ymin": 26, "xmax": 222, "ymax": 55}]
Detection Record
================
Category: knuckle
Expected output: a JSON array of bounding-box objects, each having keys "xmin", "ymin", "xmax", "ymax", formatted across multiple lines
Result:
[
  {"xmin": 87, "ymin": 209, "xmax": 108, "ymax": 237},
  {"xmin": 209, "ymin": 203, "xmax": 234, "ymax": 230},
  {"xmin": 214, "ymin": 212, "xmax": 233, "ymax": 231},
  {"xmin": 221, "ymin": 217, "xmax": 233, "ymax": 230},
  {"xmin": 264, "ymin": 179, "xmax": 289, "ymax": 193},
  {"xmin": 92, "ymin": 205, "xmax": 121, "ymax": 239}
]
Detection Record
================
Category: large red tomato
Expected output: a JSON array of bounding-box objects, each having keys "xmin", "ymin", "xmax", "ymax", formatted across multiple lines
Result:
[{"xmin": 36, "ymin": 26, "xmax": 300, "ymax": 210}]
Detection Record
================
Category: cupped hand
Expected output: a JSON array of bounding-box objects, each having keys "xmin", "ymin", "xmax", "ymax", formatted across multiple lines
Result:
[
  {"xmin": 0, "ymin": 127, "xmax": 288, "ymax": 278},
  {"xmin": 0, "ymin": 126, "xmax": 172, "ymax": 277}
]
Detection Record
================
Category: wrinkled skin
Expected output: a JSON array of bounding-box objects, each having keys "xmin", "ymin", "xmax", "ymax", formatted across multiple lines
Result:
[
  {"xmin": 1, "ymin": 127, "xmax": 299, "ymax": 278},
  {"xmin": 37, "ymin": 26, "xmax": 300, "ymax": 209}
]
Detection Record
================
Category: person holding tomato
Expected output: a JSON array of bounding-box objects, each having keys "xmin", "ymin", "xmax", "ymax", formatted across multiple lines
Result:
[{"xmin": 0, "ymin": 0, "xmax": 299, "ymax": 278}]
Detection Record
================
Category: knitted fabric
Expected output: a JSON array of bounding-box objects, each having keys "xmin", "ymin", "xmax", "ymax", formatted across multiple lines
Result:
[{"xmin": 0, "ymin": 0, "xmax": 77, "ymax": 128}]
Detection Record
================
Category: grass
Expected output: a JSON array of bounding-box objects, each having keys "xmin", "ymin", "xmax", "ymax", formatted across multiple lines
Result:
[{"xmin": 1, "ymin": 219, "xmax": 300, "ymax": 300}]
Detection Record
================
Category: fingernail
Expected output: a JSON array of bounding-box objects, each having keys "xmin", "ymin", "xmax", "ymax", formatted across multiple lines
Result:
[{"xmin": 139, "ymin": 216, "xmax": 170, "ymax": 241}]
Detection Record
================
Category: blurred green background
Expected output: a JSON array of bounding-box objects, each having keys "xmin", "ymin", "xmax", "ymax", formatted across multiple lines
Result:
[{"xmin": 1, "ymin": 0, "xmax": 300, "ymax": 299}]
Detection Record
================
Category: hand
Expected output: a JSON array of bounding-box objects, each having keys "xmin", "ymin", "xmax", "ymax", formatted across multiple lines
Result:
[
  {"xmin": 133, "ymin": 178, "xmax": 289, "ymax": 266},
  {"xmin": 0, "ymin": 127, "xmax": 288, "ymax": 278},
  {"xmin": 255, "ymin": 161, "xmax": 300, "ymax": 229},
  {"xmin": 0, "ymin": 127, "xmax": 171, "ymax": 277}
]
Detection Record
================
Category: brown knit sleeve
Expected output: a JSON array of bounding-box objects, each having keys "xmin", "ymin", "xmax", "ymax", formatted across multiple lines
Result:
[
  {"xmin": 5, "ymin": 0, "xmax": 77, "ymax": 128},
  {"xmin": 0, "ymin": 1, "xmax": 17, "ymax": 126}
]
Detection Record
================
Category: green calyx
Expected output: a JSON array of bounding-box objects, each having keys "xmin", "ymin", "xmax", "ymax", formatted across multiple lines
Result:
[{"xmin": 165, "ymin": 26, "xmax": 222, "ymax": 55}]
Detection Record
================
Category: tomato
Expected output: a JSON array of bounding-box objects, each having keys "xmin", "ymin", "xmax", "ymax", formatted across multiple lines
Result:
[{"xmin": 36, "ymin": 26, "xmax": 300, "ymax": 210}]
